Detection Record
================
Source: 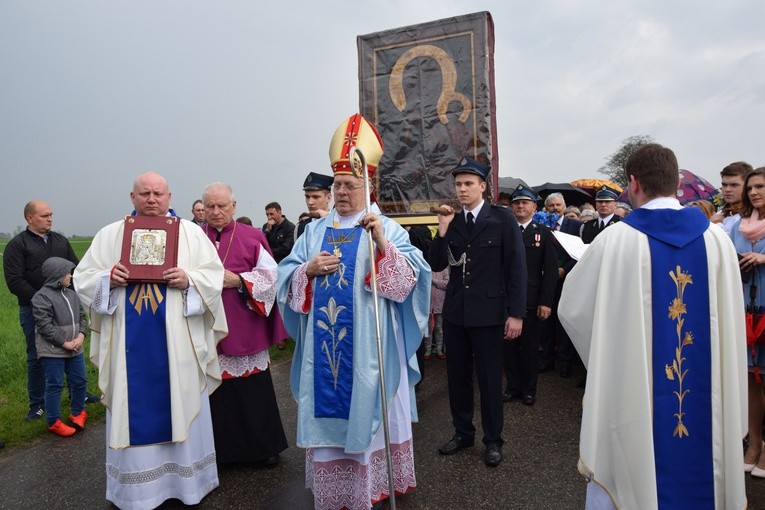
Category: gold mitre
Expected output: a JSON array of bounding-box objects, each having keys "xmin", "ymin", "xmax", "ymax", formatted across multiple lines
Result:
[{"xmin": 329, "ymin": 113, "xmax": 384, "ymax": 176}]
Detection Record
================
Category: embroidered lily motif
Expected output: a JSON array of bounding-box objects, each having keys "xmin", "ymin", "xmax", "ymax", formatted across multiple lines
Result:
[
  {"xmin": 317, "ymin": 297, "xmax": 347, "ymax": 389},
  {"xmin": 666, "ymin": 265, "xmax": 694, "ymax": 438}
]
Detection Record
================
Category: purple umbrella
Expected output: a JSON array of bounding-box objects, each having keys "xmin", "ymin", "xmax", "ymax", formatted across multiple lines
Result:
[
  {"xmin": 676, "ymin": 169, "xmax": 720, "ymax": 205},
  {"xmin": 617, "ymin": 169, "xmax": 720, "ymax": 206}
]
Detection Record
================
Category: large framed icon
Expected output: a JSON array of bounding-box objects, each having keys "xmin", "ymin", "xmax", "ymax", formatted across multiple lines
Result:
[
  {"xmin": 358, "ymin": 11, "xmax": 497, "ymax": 222},
  {"xmin": 120, "ymin": 216, "xmax": 180, "ymax": 283}
]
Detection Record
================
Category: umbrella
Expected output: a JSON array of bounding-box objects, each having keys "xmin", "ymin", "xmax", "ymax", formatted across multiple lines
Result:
[
  {"xmin": 498, "ymin": 176, "xmax": 531, "ymax": 194},
  {"xmin": 531, "ymin": 182, "xmax": 591, "ymax": 206},
  {"xmin": 619, "ymin": 169, "xmax": 721, "ymax": 206},
  {"xmin": 676, "ymin": 169, "xmax": 720, "ymax": 205},
  {"xmin": 570, "ymin": 178, "xmax": 623, "ymax": 198}
]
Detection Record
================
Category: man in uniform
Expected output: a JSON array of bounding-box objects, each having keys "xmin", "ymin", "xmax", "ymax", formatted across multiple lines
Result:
[
  {"xmin": 74, "ymin": 171, "xmax": 228, "ymax": 509},
  {"xmin": 3, "ymin": 200, "xmax": 98, "ymax": 421},
  {"xmin": 295, "ymin": 172, "xmax": 333, "ymax": 239},
  {"xmin": 504, "ymin": 185, "xmax": 557, "ymax": 405},
  {"xmin": 580, "ymin": 185, "xmax": 621, "ymax": 244},
  {"xmin": 201, "ymin": 182, "xmax": 288, "ymax": 467},
  {"xmin": 559, "ymin": 144, "xmax": 746, "ymax": 508},
  {"xmin": 429, "ymin": 157, "xmax": 526, "ymax": 467}
]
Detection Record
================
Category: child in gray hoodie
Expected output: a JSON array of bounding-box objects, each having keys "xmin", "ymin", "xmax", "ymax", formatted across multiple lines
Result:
[{"xmin": 31, "ymin": 257, "xmax": 88, "ymax": 436}]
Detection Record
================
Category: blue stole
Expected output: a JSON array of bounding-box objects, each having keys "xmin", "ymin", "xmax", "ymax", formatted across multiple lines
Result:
[
  {"xmin": 313, "ymin": 225, "xmax": 362, "ymax": 419},
  {"xmin": 123, "ymin": 210, "xmax": 177, "ymax": 445},
  {"xmin": 124, "ymin": 283, "xmax": 172, "ymax": 445},
  {"xmin": 624, "ymin": 207, "xmax": 714, "ymax": 508}
]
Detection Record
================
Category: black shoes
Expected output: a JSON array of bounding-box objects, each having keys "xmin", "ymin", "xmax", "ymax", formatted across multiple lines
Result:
[
  {"xmin": 504, "ymin": 391, "xmax": 535, "ymax": 405},
  {"xmin": 538, "ymin": 360, "xmax": 555, "ymax": 373},
  {"xmin": 560, "ymin": 364, "xmax": 572, "ymax": 378},
  {"xmin": 484, "ymin": 443, "xmax": 503, "ymax": 467},
  {"xmin": 438, "ymin": 434, "xmax": 475, "ymax": 455},
  {"xmin": 261, "ymin": 455, "xmax": 280, "ymax": 468},
  {"xmin": 502, "ymin": 391, "xmax": 521, "ymax": 403},
  {"xmin": 441, "ymin": 434, "xmax": 502, "ymax": 467},
  {"xmin": 25, "ymin": 407, "xmax": 43, "ymax": 422},
  {"xmin": 85, "ymin": 392, "xmax": 102, "ymax": 404}
]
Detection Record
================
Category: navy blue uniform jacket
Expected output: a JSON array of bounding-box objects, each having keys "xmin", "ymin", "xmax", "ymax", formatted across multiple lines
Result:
[
  {"xmin": 520, "ymin": 222, "xmax": 558, "ymax": 309},
  {"xmin": 429, "ymin": 204, "xmax": 527, "ymax": 327}
]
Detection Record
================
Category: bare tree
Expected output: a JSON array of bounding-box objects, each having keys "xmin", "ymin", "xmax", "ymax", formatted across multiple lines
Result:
[{"xmin": 598, "ymin": 135, "xmax": 655, "ymax": 188}]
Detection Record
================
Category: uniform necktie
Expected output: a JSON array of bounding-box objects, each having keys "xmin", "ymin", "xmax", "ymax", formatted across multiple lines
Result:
[
  {"xmin": 599, "ymin": 219, "xmax": 605, "ymax": 230},
  {"xmin": 519, "ymin": 224, "xmax": 524, "ymax": 232},
  {"xmin": 466, "ymin": 212, "xmax": 474, "ymax": 235}
]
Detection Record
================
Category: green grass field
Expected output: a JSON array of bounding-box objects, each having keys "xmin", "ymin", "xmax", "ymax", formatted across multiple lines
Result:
[{"xmin": 0, "ymin": 238, "xmax": 293, "ymax": 449}]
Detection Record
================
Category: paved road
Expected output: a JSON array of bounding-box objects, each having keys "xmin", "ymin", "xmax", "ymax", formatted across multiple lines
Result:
[{"xmin": 1, "ymin": 358, "xmax": 763, "ymax": 509}]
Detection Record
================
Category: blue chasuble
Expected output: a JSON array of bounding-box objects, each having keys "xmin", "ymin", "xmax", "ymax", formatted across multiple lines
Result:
[
  {"xmin": 624, "ymin": 207, "xmax": 714, "ymax": 508},
  {"xmin": 313, "ymin": 226, "xmax": 362, "ymax": 419}
]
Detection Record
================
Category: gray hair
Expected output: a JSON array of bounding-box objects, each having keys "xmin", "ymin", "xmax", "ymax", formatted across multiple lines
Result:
[
  {"xmin": 563, "ymin": 205, "xmax": 580, "ymax": 216},
  {"xmin": 580, "ymin": 209, "xmax": 598, "ymax": 221},
  {"xmin": 544, "ymin": 192, "xmax": 566, "ymax": 207},
  {"xmin": 202, "ymin": 182, "xmax": 236, "ymax": 203}
]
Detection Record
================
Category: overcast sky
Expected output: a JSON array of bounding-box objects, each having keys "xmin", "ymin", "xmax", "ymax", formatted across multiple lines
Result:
[{"xmin": 1, "ymin": 1, "xmax": 763, "ymax": 236}]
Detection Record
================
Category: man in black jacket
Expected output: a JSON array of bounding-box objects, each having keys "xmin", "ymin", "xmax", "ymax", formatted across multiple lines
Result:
[
  {"xmin": 295, "ymin": 172, "xmax": 333, "ymax": 239},
  {"xmin": 262, "ymin": 201, "xmax": 295, "ymax": 262},
  {"xmin": 429, "ymin": 158, "xmax": 527, "ymax": 467},
  {"xmin": 504, "ymin": 186, "xmax": 558, "ymax": 405},
  {"xmin": 580, "ymin": 186, "xmax": 621, "ymax": 244},
  {"xmin": 540, "ymin": 193, "xmax": 581, "ymax": 377},
  {"xmin": 3, "ymin": 200, "xmax": 90, "ymax": 421}
]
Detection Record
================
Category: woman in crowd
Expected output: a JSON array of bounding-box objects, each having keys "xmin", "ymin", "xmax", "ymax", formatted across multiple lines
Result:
[
  {"xmin": 563, "ymin": 206, "xmax": 580, "ymax": 220},
  {"xmin": 730, "ymin": 167, "xmax": 765, "ymax": 477},
  {"xmin": 687, "ymin": 200, "xmax": 715, "ymax": 220}
]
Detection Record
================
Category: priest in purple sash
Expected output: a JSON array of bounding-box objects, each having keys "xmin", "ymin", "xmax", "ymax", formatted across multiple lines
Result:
[
  {"xmin": 201, "ymin": 181, "xmax": 289, "ymax": 466},
  {"xmin": 559, "ymin": 144, "xmax": 747, "ymax": 509},
  {"xmin": 74, "ymin": 171, "xmax": 228, "ymax": 509},
  {"xmin": 277, "ymin": 114, "xmax": 431, "ymax": 510}
]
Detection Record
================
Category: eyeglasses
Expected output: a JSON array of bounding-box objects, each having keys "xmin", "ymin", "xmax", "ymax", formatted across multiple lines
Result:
[{"xmin": 332, "ymin": 182, "xmax": 365, "ymax": 192}]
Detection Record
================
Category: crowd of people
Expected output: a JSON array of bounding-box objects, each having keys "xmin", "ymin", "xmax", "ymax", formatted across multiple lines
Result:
[{"xmin": 2, "ymin": 115, "xmax": 760, "ymax": 508}]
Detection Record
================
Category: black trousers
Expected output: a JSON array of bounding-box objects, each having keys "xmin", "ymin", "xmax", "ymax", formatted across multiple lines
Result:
[
  {"xmin": 503, "ymin": 312, "xmax": 540, "ymax": 396},
  {"xmin": 540, "ymin": 282, "xmax": 575, "ymax": 366},
  {"xmin": 444, "ymin": 320, "xmax": 504, "ymax": 445}
]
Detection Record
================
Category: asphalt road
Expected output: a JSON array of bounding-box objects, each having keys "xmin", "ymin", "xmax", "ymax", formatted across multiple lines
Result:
[{"xmin": 1, "ymin": 358, "xmax": 763, "ymax": 509}]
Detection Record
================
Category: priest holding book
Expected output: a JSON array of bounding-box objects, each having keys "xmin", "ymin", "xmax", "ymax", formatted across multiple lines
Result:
[{"xmin": 74, "ymin": 171, "xmax": 228, "ymax": 510}]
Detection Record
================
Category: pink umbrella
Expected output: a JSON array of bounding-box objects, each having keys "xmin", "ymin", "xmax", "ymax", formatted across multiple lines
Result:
[
  {"xmin": 618, "ymin": 169, "xmax": 720, "ymax": 206},
  {"xmin": 676, "ymin": 169, "xmax": 720, "ymax": 205}
]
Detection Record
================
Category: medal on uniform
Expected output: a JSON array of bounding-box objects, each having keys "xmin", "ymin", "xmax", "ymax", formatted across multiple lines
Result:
[{"xmin": 535, "ymin": 233, "xmax": 541, "ymax": 247}]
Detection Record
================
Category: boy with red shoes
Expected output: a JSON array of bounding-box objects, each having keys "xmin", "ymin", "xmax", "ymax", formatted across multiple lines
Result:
[{"xmin": 31, "ymin": 257, "xmax": 89, "ymax": 437}]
